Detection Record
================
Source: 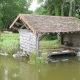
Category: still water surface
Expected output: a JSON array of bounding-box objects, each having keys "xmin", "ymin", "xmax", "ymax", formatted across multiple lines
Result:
[{"xmin": 0, "ymin": 56, "xmax": 80, "ymax": 80}]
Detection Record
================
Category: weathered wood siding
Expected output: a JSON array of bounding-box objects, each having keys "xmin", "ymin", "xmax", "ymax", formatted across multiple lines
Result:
[
  {"xmin": 63, "ymin": 32, "xmax": 80, "ymax": 47},
  {"xmin": 18, "ymin": 29, "xmax": 36, "ymax": 51}
]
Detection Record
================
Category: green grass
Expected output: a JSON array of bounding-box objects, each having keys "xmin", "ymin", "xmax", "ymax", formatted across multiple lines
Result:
[
  {"xmin": 0, "ymin": 32, "xmax": 60, "ymax": 55},
  {"xmin": 0, "ymin": 32, "xmax": 19, "ymax": 40},
  {"xmin": 40, "ymin": 40, "xmax": 60, "ymax": 49},
  {"xmin": 0, "ymin": 33, "xmax": 19, "ymax": 54},
  {"xmin": 0, "ymin": 32, "xmax": 60, "ymax": 64}
]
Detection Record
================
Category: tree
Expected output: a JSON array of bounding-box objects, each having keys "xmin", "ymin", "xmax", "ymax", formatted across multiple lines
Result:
[
  {"xmin": 35, "ymin": 0, "xmax": 80, "ymax": 40},
  {"xmin": 75, "ymin": 0, "xmax": 80, "ymax": 18},
  {"xmin": 0, "ymin": 3, "xmax": 3, "ymax": 28},
  {"xmin": 61, "ymin": 0, "xmax": 65, "ymax": 16},
  {"xmin": 0, "ymin": 0, "xmax": 32, "ymax": 30},
  {"xmin": 54, "ymin": 0, "xmax": 60, "ymax": 16},
  {"xmin": 33, "ymin": 6, "xmax": 47, "ymax": 15},
  {"xmin": 36, "ymin": 0, "xmax": 80, "ymax": 17},
  {"xmin": 0, "ymin": 4, "xmax": 3, "ymax": 40},
  {"xmin": 36, "ymin": 0, "xmax": 63, "ymax": 16}
]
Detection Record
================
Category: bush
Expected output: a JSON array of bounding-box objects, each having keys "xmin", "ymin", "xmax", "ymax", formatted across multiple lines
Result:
[{"xmin": 40, "ymin": 33, "xmax": 57, "ymax": 40}]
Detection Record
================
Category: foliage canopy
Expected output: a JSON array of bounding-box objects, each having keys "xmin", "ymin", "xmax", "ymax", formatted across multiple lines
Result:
[
  {"xmin": 0, "ymin": 0, "xmax": 32, "ymax": 29},
  {"xmin": 35, "ymin": 0, "xmax": 80, "ymax": 18}
]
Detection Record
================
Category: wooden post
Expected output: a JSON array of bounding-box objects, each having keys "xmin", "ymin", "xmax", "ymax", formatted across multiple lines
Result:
[
  {"xmin": 36, "ymin": 33, "xmax": 39, "ymax": 56},
  {"xmin": 57, "ymin": 32, "xmax": 63, "ymax": 45},
  {"xmin": 60, "ymin": 32, "xmax": 63, "ymax": 45}
]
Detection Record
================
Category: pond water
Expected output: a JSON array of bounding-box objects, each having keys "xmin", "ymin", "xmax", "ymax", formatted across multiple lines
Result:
[{"xmin": 0, "ymin": 56, "xmax": 80, "ymax": 80}]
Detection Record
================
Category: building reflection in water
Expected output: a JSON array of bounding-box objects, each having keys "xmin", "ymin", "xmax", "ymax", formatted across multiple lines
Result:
[
  {"xmin": 20, "ymin": 62, "xmax": 38, "ymax": 80},
  {"xmin": 1, "ymin": 56, "xmax": 80, "ymax": 80}
]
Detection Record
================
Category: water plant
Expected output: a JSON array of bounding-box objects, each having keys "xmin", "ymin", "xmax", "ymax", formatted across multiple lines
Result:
[
  {"xmin": 29, "ymin": 50, "xmax": 47, "ymax": 64},
  {"xmin": 29, "ymin": 52, "xmax": 36, "ymax": 64},
  {"xmin": 36, "ymin": 53, "xmax": 46, "ymax": 64}
]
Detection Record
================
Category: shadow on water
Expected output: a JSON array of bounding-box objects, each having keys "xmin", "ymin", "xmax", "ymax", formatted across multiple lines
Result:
[{"xmin": 0, "ymin": 56, "xmax": 80, "ymax": 80}]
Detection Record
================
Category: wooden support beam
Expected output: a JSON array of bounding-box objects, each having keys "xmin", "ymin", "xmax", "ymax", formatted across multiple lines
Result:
[
  {"xmin": 12, "ymin": 26, "xmax": 19, "ymax": 30},
  {"xmin": 36, "ymin": 33, "xmax": 43, "ymax": 57},
  {"xmin": 15, "ymin": 22, "xmax": 23, "ymax": 26},
  {"xmin": 36, "ymin": 33, "xmax": 39, "ymax": 56},
  {"xmin": 60, "ymin": 32, "xmax": 63, "ymax": 45},
  {"xmin": 20, "ymin": 20, "xmax": 30, "ymax": 29},
  {"xmin": 20, "ymin": 20, "xmax": 33, "ymax": 33},
  {"xmin": 20, "ymin": 25, "xmax": 25, "ymax": 29}
]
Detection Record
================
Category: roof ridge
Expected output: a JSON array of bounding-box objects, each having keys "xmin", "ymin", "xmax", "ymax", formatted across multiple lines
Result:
[{"xmin": 18, "ymin": 13, "xmax": 76, "ymax": 18}]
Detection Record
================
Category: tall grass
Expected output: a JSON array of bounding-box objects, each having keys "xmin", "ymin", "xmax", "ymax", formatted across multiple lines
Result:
[
  {"xmin": 0, "ymin": 33, "xmax": 19, "ymax": 54},
  {"xmin": 29, "ymin": 53, "xmax": 46, "ymax": 64},
  {"xmin": 29, "ymin": 50, "xmax": 47, "ymax": 64},
  {"xmin": 29, "ymin": 52, "xmax": 36, "ymax": 64}
]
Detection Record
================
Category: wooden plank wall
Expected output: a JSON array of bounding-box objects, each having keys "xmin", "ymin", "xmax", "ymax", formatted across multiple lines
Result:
[
  {"xmin": 18, "ymin": 29, "xmax": 36, "ymax": 51},
  {"xmin": 63, "ymin": 32, "xmax": 80, "ymax": 47}
]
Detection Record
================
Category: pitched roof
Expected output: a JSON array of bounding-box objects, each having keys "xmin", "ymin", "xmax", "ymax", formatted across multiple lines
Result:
[{"xmin": 10, "ymin": 14, "xmax": 80, "ymax": 34}]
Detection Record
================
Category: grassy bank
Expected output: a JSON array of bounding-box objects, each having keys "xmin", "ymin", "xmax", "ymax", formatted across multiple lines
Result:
[
  {"xmin": 0, "ymin": 32, "xmax": 60, "ymax": 64},
  {"xmin": 0, "ymin": 32, "xmax": 60, "ymax": 54},
  {"xmin": 0, "ymin": 33, "xmax": 19, "ymax": 54}
]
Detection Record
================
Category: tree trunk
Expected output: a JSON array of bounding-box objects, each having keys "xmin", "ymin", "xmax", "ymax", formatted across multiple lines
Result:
[
  {"xmin": 73, "ymin": 0, "xmax": 76, "ymax": 16},
  {"xmin": 61, "ymin": 4, "xmax": 64, "ymax": 16},
  {"xmin": 69, "ymin": 1, "xmax": 73, "ymax": 16},
  {"xmin": 61, "ymin": 0, "xmax": 65, "ymax": 16}
]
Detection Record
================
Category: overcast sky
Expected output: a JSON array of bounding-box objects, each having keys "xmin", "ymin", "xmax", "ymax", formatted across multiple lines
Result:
[{"xmin": 29, "ymin": 0, "xmax": 41, "ymax": 11}]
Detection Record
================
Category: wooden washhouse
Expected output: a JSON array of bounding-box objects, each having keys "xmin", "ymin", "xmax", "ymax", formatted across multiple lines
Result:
[{"xmin": 10, "ymin": 14, "xmax": 80, "ymax": 56}]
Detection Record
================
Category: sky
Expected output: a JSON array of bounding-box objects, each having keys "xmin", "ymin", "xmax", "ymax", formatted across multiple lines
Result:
[{"xmin": 29, "ymin": 0, "xmax": 41, "ymax": 11}]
